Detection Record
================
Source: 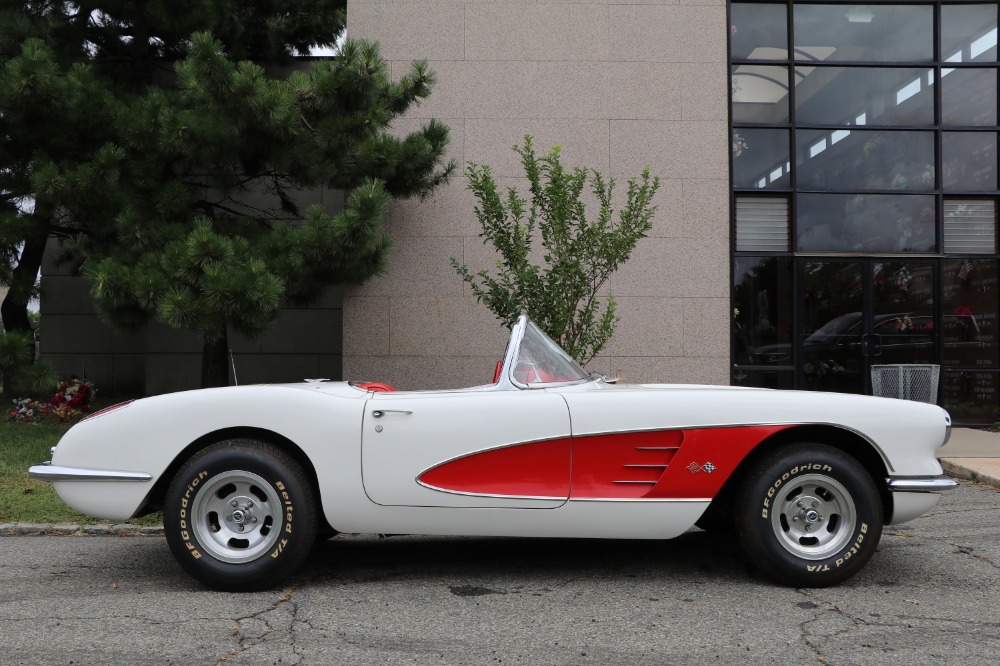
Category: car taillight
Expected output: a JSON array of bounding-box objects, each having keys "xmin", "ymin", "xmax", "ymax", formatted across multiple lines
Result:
[{"xmin": 81, "ymin": 400, "xmax": 134, "ymax": 421}]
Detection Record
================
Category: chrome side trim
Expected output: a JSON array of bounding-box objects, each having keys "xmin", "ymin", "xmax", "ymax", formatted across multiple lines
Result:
[
  {"xmin": 415, "ymin": 479, "xmax": 566, "ymax": 501},
  {"xmin": 416, "ymin": 478, "xmax": 713, "ymax": 503},
  {"xmin": 886, "ymin": 476, "xmax": 960, "ymax": 492},
  {"xmin": 570, "ymin": 497, "xmax": 710, "ymax": 503},
  {"xmin": 28, "ymin": 462, "xmax": 152, "ymax": 483},
  {"xmin": 569, "ymin": 422, "xmax": 896, "ymax": 474}
]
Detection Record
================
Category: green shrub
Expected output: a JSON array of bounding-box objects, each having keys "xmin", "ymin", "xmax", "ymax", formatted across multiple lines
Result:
[
  {"xmin": 0, "ymin": 331, "xmax": 57, "ymax": 401},
  {"xmin": 453, "ymin": 136, "xmax": 660, "ymax": 364}
]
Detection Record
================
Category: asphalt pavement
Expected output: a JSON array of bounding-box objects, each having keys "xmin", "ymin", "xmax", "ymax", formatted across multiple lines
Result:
[{"xmin": 2, "ymin": 482, "xmax": 1000, "ymax": 665}]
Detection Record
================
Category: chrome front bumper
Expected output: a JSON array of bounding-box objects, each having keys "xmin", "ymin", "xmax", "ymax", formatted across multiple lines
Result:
[
  {"xmin": 28, "ymin": 462, "xmax": 152, "ymax": 482},
  {"xmin": 886, "ymin": 475, "xmax": 959, "ymax": 524}
]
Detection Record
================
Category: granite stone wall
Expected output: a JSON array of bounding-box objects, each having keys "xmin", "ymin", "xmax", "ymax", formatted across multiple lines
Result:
[{"xmin": 343, "ymin": 0, "xmax": 731, "ymax": 389}]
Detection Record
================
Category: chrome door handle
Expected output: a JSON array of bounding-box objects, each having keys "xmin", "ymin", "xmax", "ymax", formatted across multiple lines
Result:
[{"xmin": 372, "ymin": 409, "xmax": 413, "ymax": 418}]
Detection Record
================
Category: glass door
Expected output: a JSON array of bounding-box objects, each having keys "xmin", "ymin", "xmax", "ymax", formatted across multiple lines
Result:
[
  {"xmin": 798, "ymin": 260, "xmax": 936, "ymax": 395},
  {"xmin": 800, "ymin": 261, "xmax": 865, "ymax": 393},
  {"xmin": 870, "ymin": 261, "xmax": 936, "ymax": 367}
]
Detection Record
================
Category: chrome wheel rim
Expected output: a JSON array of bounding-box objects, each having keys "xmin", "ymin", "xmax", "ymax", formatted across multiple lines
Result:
[
  {"xmin": 190, "ymin": 470, "xmax": 283, "ymax": 564},
  {"xmin": 770, "ymin": 473, "xmax": 856, "ymax": 561}
]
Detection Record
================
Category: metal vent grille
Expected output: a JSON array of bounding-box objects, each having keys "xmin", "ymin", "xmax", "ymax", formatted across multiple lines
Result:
[
  {"xmin": 944, "ymin": 200, "xmax": 996, "ymax": 254},
  {"xmin": 736, "ymin": 197, "xmax": 790, "ymax": 252}
]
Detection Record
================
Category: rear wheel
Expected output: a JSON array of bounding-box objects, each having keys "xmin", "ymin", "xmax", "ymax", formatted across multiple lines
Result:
[
  {"xmin": 735, "ymin": 443, "xmax": 883, "ymax": 587},
  {"xmin": 163, "ymin": 439, "xmax": 318, "ymax": 591}
]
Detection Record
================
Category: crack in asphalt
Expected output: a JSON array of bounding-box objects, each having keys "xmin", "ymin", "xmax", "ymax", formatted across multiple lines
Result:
[
  {"xmin": 946, "ymin": 540, "xmax": 1000, "ymax": 569},
  {"xmin": 794, "ymin": 585, "xmax": 1000, "ymax": 664},
  {"xmin": 794, "ymin": 589, "xmax": 869, "ymax": 664},
  {"xmin": 216, "ymin": 586, "xmax": 300, "ymax": 666}
]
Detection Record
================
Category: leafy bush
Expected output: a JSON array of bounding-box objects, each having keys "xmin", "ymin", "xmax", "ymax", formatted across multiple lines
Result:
[
  {"xmin": 452, "ymin": 136, "xmax": 660, "ymax": 364},
  {"xmin": 0, "ymin": 331, "xmax": 57, "ymax": 400}
]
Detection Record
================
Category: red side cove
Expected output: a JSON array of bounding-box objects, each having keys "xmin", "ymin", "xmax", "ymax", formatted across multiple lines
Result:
[
  {"xmin": 419, "ymin": 439, "xmax": 571, "ymax": 498},
  {"xmin": 80, "ymin": 400, "xmax": 133, "ymax": 422},
  {"xmin": 417, "ymin": 426, "xmax": 791, "ymax": 500}
]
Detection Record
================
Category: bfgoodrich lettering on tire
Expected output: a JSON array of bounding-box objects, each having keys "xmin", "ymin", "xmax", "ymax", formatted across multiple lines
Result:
[
  {"xmin": 735, "ymin": 442, "xmax": 883, "ymax": 587},
  {"xmin": 163, "ymin": 439, "xmax": 317, "ymax": 592}
]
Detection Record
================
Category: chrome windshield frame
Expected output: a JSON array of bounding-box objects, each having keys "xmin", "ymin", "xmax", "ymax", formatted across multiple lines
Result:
[
  {"xmin": 483, "ymin": 315, "xmax": 594, "ymax": 391},
  {"xmin": 483, "ymin": 315, "xmax": 530, "ymax": 392}
]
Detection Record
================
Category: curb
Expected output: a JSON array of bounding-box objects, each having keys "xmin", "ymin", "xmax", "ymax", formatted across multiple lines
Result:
[
  {"xmin": 941, "ymin": 460, "xmax": 1000, "ymax": 489},
  {"xmin": 0, "ymin": 523, "xmax": 163, "ymax": 537}
]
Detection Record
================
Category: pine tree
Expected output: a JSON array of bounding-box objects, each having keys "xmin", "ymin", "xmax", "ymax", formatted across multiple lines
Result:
[{"xmin": 1, "ymin": 2, "xmax": 453, "ymax": 386}]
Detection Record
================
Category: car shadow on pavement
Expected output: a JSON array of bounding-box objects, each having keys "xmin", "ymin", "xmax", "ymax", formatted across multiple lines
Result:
[{"xmin": 297, "ymin": 529, "xmax": 752, "ymax": 587}]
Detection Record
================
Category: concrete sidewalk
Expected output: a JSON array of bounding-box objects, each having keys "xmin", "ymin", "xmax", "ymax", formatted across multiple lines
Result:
[{"xmin": 938, "ymin": 427, "xmax": 1000, "ymax": 487}]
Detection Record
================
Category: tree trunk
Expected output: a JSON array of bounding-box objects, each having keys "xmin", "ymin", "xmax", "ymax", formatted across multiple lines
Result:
[
  {"xmin": 201, "ymin": 331, "xmax": 230, "ymax": 388},
  {"xmin": 1, "ymin": 234, "xmax": 47, "ymax": 334}
]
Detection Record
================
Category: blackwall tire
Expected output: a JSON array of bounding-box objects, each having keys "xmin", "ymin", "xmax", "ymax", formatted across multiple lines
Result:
[
  {"xmin": 163, "ymin": 439, "xmax": 318, "ymax": 592},
  {"xmin": 735, "ymin": 443, "xmax": 883, "ymax": 587}
]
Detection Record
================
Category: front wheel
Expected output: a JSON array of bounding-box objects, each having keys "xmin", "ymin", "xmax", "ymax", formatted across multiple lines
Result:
[
  {"xmin": 163, "ymin": 439, "xmax": 318, "ymax": 591},
  {"xmin": 735, "ymin": 443, "xmax": 883, "ymax": 587}
]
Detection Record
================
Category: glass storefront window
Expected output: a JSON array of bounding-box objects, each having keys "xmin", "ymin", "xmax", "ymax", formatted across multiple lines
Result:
[
  {"xmin": 732, "ymin": 128, "xmax": 790, "ymax": 189},
  {"xmin": 732, "ymin": 65, "xmax": 790, "ymax": 124},
  {"xmin": 795, "ymin": 67, "xmax": 934, "ymax": 127},
  {"xmin": 940, "ymin": 370, "xmax": 1000, "ymax": 423},
  {"xmin": 731, "ymin": 4, "xmax": 788, "ymax": 60},
  {"xmin": 942, "ymin": 259, "xmax": 999, "ymax": 367},
  {"xmin": 730, "ymin": 2, "xmax": 1000, "ymax": 423},
  {"xmin": 797, "ymin": 193, "xmax": 936, "ymax": 253},
  {"xmin": 796, "ymin": 129, "xmax": 935, "ymax": 192},
  {"xmin": 942, "ymin": 132, "xmax": 998, "ymax": 190},
  {"xmin": 794, "ymin": 5, "xmax": 933, "ymax": 63},
  {"xmin": 732, "ymin": 257, "xmax": 793, "ymax": 366},
  {"xmin": 942, "ymin": 4, "xmax": 998, "ymax": 64},
  {"xmin": 941, "ymin": 68, "xmax": 998, "ymax": 126},
  {"xmin": 733, "ymin": 368, "xmax": 795, "ymax": 390}
]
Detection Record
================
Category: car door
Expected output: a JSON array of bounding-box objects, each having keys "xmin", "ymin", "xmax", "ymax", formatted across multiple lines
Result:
[{"xmin": 361, "ymin": 389, "xmax": 571, "ymax": 508}]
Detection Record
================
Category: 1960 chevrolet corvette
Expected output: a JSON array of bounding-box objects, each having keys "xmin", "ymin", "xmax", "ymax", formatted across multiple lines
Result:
[{"xmin": 30, "ymin": 315, "xmax": 957, "ymax": 590}]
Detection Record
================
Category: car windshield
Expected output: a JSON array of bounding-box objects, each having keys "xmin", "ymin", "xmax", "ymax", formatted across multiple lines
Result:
[{"xmin": 513, "ymin": 321, "xmax": 590, "ymax": 385}]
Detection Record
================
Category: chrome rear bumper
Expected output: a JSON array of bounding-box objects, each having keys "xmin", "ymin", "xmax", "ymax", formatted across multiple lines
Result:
[{"xmin": 887, "ymin": 475, "xmax": 960, "ymax": 492}]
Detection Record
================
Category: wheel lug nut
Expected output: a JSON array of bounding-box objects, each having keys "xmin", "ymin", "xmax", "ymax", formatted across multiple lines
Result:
[
  {"xmin": 812, "ymin": 501, "xmax": 818, "ymax": 508},
  {"xmin": 804, "ymin": 524, "xmax": 811, "ymax": 532},
  {"xmin": 238, "ymin": 524, "xmax": 244, "ymax": 532},
  {"xmin": 231, "ymin": 500, "xmax": 239, "ymax": 507},
  {"xmin": 797, "ymin": 501, "xmax": 803, "ymax": 508},
  {"xmin": 792, "ymin": 516, "xmax": 799, "ymax": 522},
  {"xmin": 247, "ymin": 500, "xmax": 254, "ymax": 508},
  {"xmin": 252, "ymin": 517, "xmax": 257, "ymax": 523}
]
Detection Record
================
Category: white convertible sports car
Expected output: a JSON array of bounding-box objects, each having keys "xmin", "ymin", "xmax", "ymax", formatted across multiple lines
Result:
[{"xmin": 30, "ymin": 315, "xmax": 957, "ymax": 591}]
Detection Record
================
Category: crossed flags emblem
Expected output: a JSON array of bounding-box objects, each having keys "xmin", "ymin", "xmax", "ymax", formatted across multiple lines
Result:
[{"xmin": 686, "ymin": 461, "xmax": 716, "ymax": 474}]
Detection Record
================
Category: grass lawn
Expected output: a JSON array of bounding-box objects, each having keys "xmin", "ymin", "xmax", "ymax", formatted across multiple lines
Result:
[{"xmin": 0, "ymin": 419, "xmax": 161, "ymax": 525}]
